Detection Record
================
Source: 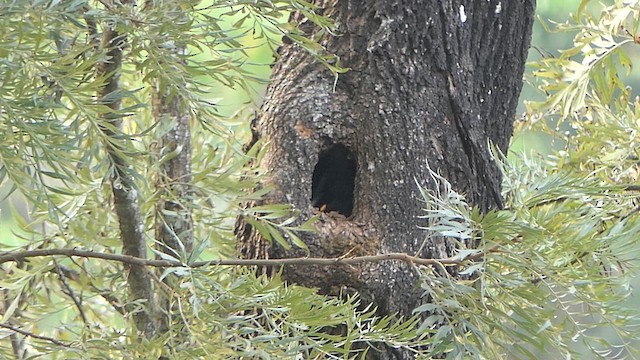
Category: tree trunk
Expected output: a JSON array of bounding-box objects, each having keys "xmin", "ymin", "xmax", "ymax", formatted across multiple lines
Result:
[
  {"xmin": 96, "ymin": 9, "xmax": 159, "ymax": 336},
  {"xmin": 238, "ymin": 0, "xmax": 534, "ymax": 357}
]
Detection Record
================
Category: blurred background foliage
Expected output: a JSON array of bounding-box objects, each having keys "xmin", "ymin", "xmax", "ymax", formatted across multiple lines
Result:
[
  {"xmin": 513, "ymin": 0, "xmax": 640, "ymax": 155},
  {"xmin": 512, "ymin": 0, "xmax": 640, "ymax": 357}
]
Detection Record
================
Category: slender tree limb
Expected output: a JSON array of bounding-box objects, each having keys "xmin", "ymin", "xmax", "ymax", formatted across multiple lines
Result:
[
  {"xmin": 3, "ymin": 292, "xmax": 26, "ymax": 360},
  {"xmin": 2, "ymin": 255, "xmax": 32, "ymax": 359},
  {"xmin": 53, "ymin": 261, "xmax": 88, "ymax": 325},
  {"xmin": 0, "ymin": 247, "xmax": 490, "ymax": 268},
  {"xmin": 53, "ymin": 265, "xmax": 126, "ymax": 316},
  {"xmin": 95, "ymin": 0, "xmax": 158, "ymax": 335},
  {"xmin": 0, "ymin": 323, "xmax": 71, "ymax": 348},
  {"xmin": 9, "ymin": 330, "xmax": 25, "ymax": 360},
  {"xmin": 621, "ymin": 203, "xmax": 640, "ymax": 221}
]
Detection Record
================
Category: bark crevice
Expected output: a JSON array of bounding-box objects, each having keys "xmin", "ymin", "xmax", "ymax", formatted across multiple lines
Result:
[{"xmin": 311, "ymin": 142, "xmax": 357, "ymax": 217}]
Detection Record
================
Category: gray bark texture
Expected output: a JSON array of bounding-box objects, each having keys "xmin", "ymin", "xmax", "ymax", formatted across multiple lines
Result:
[
  {"xmin": 237, "ymin": 1, "xmax": 535, "ymax": 358},
  {"xmin": 96, "ymin": 17, "xmax": 159, "ymax": 336}
]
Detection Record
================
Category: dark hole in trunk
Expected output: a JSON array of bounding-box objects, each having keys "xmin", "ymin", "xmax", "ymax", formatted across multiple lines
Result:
[{"xmin": 311, "ymin": 143, "xmax": 357, "ymax": 217}]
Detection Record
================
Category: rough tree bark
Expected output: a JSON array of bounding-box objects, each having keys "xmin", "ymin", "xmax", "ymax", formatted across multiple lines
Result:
[{"xmin": 238, "ymin": 1, "xmax": 535, "ymax": 358}]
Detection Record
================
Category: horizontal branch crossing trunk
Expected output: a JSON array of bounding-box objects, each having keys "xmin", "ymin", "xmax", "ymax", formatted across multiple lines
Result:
[{"xmin": 238, "ymin": 1, "xmax": 535, "ymax": 357}]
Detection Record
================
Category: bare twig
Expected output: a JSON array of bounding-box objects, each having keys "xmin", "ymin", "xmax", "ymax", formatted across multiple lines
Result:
[
  {"xmin": 0, "ymin": 247, "xmax": 491, "ymax": 268},
  {"xmin": 621, "ymin": 203, "xmax": 640, "ymax": 221},
  {"xmin": 95, "ymin": 0, "xmax": 113, "ymax": 11},
  {"xmin": 2, "ymin": 258, "xmax": 30, "ymax": 359},
  {"xmin": 0, "ymin": 323, "xmax": 72, "ymax": 348},
  {"xmin": 53, "ymin": 264, "xmax": 126, "ymax": 316},
  {"xmin": 54, "ymin": 261, "xmax": 88, "ymax": 325}
]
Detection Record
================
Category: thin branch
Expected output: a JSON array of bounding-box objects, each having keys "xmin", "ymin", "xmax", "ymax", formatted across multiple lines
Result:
[
  {"xmin": 95, "ymin": 0, "xmax": 113, "ymax": 11},
  {"xmin": 54, "ymin": 264, "xmax": 126, "ymax": 316},
  {"xmin": 54, "ymin": 261, "xmax": 88, "ymax": 325},
  {"xmin": 2, "ymin": 256, "xmax": 31, "ymax": 359},
  {"xmin": 0, "ymin": 249, "xmax": 172, "ymax": 267},
  {"xmin": 621, "ymin": 203, "xmax": 640, "ymax": 221},
  {"xmin": 0, "ymin": 323, "xmax": 72, "ymax": 348},
  {"xmin": 0, "ymin": 248, "xmax": 489, "ymax": 268},
  {"xmin": 95, "ymin": 0, "xmax": 158, "ymax": 335}
]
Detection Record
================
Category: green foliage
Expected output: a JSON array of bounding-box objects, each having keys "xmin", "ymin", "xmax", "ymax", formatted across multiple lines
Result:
[
  {"xmin": 416, "ymin": 155, "xmax": 639, "ymax": 359},
  {"xmin": 412, "ymin": 1, "xmax": 640, "ymax": 358},
  {"xmin": 1, "ymin": 267, "xmax": 421, "ymax": 359}
]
